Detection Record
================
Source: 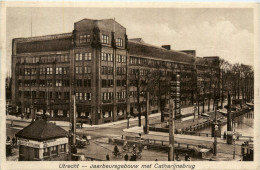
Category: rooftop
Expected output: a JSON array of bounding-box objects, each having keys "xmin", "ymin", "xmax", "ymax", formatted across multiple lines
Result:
[{"xmin": 15, "ymin": 119, "xmax": 68, "ymax": 141}]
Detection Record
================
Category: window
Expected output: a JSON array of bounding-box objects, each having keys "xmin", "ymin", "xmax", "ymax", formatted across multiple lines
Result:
[
  {"xmin": 76, "ymin": 79, "xmax": 82, "ymax": 87},
  {"xmin": 102, "ymin": 79, "xmax": 107, "ymax": 88},
  {"xmin": 117, "ymin": 67, "xmax": 126, "ymax": 75},
  {"xmin": 84, "ymin": 66, "xmax": 91, "ymax": 74},
  {"xmin": 31, "ymin": 68, "xmax": 36, "ymax": 75},
  {"xmin": 117, "ymin": 80, "xmax": 121, "ymax": 86},
  {"xmin": 56, "ymin": 80, "xmax": 62, "ymax": 87},
  {"xmin": 108, "ymin": 67, "xmax": 113, "ymax": 75},
  {"xmin": 40, "ymin": 68, "xmax": 46, "ymax": 75},
  {"xmin": 63, "ymin": 67, "xmax": 69, "ymax": 75},
  {"xmin": 46, "ymin": 67, "xmax": 53, "ymax": 75},
  {"xmin": 121, "ymin": 55, "xmax": 126, "ymax": 63},
  {"xmin": 79, "ymin": 34, "xmax": 91, "ymax": 44},
  {"xmin": 64, "ymin": 92, "xmax": 70, "ymax": 99},
  {"xmin": 101, "ymin": 53, "xmax": 107, "ymax": 61},
  {"xmin": 76, "ymin": 92, "xmax": 83, "ymax": 100},
  {"xmin": 108, "ymin": 54, "xmax": 113, "ymax": 61},
  {"xmin": 84, "ymin": 93, "xmax": 91, "ymax": 101},
  {"xmin": 116, "ymin": 38, "xmax": 123, "ymax": 47},
  {"xmin": 84, "ymin": 53, "xmax": 92, "ymax": 61},
  {"xmin": 24, "ymin": 68, "xmax": 31, "ymax": 75},
  {"xmin": 75, "ymin": 53, "xmax": 83, "ymax": 61},
  {"xmin": 60, "ymin": 144, "xmax": 66, "ymax": 153},
  {"xmin": 108, "ymin": 79, "xmax": 113, "ymax": 87},
  {"xmin": 76, "ymin": 67, "xmax": 83, "ymax": 74},
  {"xmin": 43, "ymin": 148, "xmax": 49, "ymax": 157},
  {"xmin": 56, "ymin": 92, "xmax": 62, "ymax": 99},
  {"xmin": 101, "ymin": 35, "xmax": 109, "ymax": 44},
  {"xmin": 46, "ymin": 80, "xmax": 52, "ymax": 87},
  {"xmin": 56, "ymin": 67, "xmax": 62, "ymax": 75},
  {"xmin": 63, "ymin": 79, "xmax": 70, "ymax": 87},
  {"xmin": 101, "ymin": 66, "xmax": 108, "ymax": 75},
  {"xmin": 39, "ymin": 80, "xmax": 45, "ymax": 87},
  {"xmin": 51, "ymin": 146, "xmax": 58, "ymax": 155},
  {"xmin": 84, "ymin": 79, "xmax": 91, "ymax": 87},
  {"xmin": 117, "ymin": 92, "xmax": 126, "ymax": 99}
]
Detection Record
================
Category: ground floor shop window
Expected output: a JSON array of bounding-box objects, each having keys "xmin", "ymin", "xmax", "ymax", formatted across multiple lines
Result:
[
  {"xmin": 60, "ymin": 144, "xmax": 66, "ymax": 153},
  {"xmin": 43, "ymin": 148, "xmax": 49, "ymax": 157},
  {"xmin": 50, "ymin": 146, "xmax": 58, "ymax": 155},
  {"xmin": 103, "ymin": 111, "xmax": 111, "ymax": 118}
]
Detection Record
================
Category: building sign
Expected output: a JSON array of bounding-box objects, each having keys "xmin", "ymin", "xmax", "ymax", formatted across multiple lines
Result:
[
  {"xmin": 211, "ymin": 123, "xmax": 221, "ymax": 137},
  {"xmin": 18, "ymin": 137, "xmax": 68, "ymax": 148},
  {"xmin": 18, "ymin": 138, "xmax": 41, "ymax": 148}
]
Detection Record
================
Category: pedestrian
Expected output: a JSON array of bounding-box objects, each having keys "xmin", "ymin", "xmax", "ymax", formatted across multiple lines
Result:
[
  {"xmin": 138, "ymin": 144, "xmax": 143, "ymax": 153},
  {"xmin": 175, "ymin": 154, "xmax": 180, "ymax": 161},
  {"xmin": 223, "ymin": 131, "xmax": 226, "ymax": 139},
  {"xmin": 81, "ymin": 121, "xmax": 83, "ymax": 129},
  {"xmin": 12, "ymin": 137, "xmax": 16, "ymax": 147},
  {"xmin": 113, "ymin": 144, "xmax": 119, "ymax": 157},
  {"xmin": 185, "ymin": 154, "xmax": 190, "ymax": 161},
  {"xmin": 106, "ymin": 153, "xmax": 110, "ymax": 161},
  {"xmin": 124, "ymin": 153, "xmax": 129, "ymax": 161},
  {"xmin": 6, "ymin": 136, "xmax": 10, "ymax": 142}
]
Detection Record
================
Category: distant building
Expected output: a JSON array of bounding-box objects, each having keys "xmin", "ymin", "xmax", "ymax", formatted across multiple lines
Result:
[
  {"xmin": 11, "ymin": 18, "xmax": 219, "ymax": 124},
  {"xmin": 15, "ymin": 117, "xmax": 68, "ymax": 161}
]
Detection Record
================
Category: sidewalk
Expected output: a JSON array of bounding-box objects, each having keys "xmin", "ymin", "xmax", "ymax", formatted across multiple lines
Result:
[
  {"xmin": 6, "ymin": 113, "xmax": 161, "ymax": 128},
  {"xmin": 124, "ymin": 126, "xmax": 246, "ymax": 145}
]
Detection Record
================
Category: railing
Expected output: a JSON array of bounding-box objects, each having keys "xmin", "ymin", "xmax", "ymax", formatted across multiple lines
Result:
[{"xmin": 182, "ymin": 131, "xmax": 254, "ymax": 141}]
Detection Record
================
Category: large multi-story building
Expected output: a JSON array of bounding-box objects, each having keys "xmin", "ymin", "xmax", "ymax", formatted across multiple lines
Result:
[{"xmin": 11, "ymin": 18, "xmax": 219, "ymax": 125}]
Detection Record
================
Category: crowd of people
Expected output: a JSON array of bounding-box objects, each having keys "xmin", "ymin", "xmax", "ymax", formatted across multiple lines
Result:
[
  {"xmin": 111, "ymin": 142, "xmax": 143, "ymax": 161},
  {"xmin": 6, "ymin": 136, "xmax": 17, "ymax": 147}
]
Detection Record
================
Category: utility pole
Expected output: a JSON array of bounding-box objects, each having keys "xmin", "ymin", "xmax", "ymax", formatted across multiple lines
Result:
[
  {"xmin": 168, "ymin": 98, "xmax": 175, "ymax": 161},
  {"xmin": 145, "ymin": 91, "xmax": 150, "ymax": 134},
  {"xmin": 72, "ymin": 95, "xmax": 76, "ymax": 145},
  {"xmin": 227, "ymin": 92, "xmax": 233, "ymax": 144},
  {"xmin": 213, "ymin": 100, "xmax": 218, "ymax": 156},
  {"xmin": 168, "ymin": 74, "xmax": 179, "ymax": 161}
]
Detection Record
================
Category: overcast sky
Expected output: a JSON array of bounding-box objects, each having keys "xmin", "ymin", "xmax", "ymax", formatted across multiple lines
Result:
[{"xmin": 6, "ymin": 7, "xmax": 254, "ymax": 74}]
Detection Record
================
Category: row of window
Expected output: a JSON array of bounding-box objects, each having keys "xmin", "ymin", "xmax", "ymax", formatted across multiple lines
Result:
[
  {"xmin": 76, "ymin": 79, "xmax": 91, "ymax": 87},
  {"xmin": 75, "ymin": 66, "xmax": 92, "ymax": 74},
  {"xmin": 20, "ymin": 79, "xmax": 70, "ymax": 87},
  {"xmin": 101, "ymin": 91, "xmax": 126, "ymax": 101},
  {"xmin": 75, "ymin": 53, "xmax": 92, "ymax": 61},
  {"xmin": 18, "ymin": 54, "xmax": 69, "ymax": 64},
  {"xmin": 23, "ymin": 67, "xmax": 69, "ymax": 75},
  {"xmin": 75, "ymin": 92, "xmax": 92, "ymax": 101},
  {"xmin": 102, "ymin": 79, "xmax": 113, "ymax": 88},
  {"xmin": 22, "ymin": 91, "xmax": 70, "ymax": 100},
  {"xmin": 79, "ymin": 34, "xmax": 91, "ymax": 44},
  {"xmin": 130, "ymin": 56, "xmax": 193, "ymax": 70}
]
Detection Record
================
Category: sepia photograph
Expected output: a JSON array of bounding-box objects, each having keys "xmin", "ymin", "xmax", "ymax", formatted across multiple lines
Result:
[{"xmin": 1, "ymin": 2, "xmax": 259, "ymax": 170}]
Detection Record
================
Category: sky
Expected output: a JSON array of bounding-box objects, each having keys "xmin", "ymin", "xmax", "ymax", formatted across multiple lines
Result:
[{"xmin": 5, "ymin": 7, "xmax": 254, "ymax": 75}]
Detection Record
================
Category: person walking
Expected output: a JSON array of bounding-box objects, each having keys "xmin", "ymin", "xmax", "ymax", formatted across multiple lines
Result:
[
  {"xmin": 106, "ymin": 153, "xmax": 110, "ymax": 161},
  {"xmin": 124, "ymin": 153, "xmax": 129, "ymax": 161},
  {"xmin": 113, "ymin": 144, "xmax": 119, "ymax": 157},
  {"xmin": 12, "ymin": 137, "xmax": 16, "ymax": 147}
]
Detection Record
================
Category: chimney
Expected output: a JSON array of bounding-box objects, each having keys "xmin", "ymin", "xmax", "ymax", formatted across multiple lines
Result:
[{"xmin": 162, "ymin": 45, "xmax": 171, "ymax": 50}]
